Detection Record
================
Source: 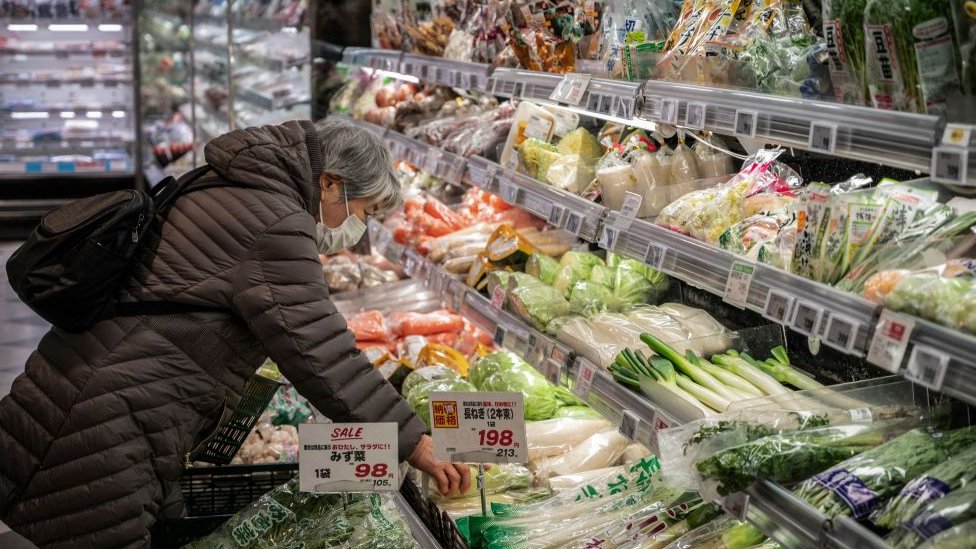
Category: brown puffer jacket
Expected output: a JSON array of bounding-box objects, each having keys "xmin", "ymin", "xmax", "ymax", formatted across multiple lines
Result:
[{"xmin": 0, "ymin": 120, "xmax": 426, "ymax": 548}]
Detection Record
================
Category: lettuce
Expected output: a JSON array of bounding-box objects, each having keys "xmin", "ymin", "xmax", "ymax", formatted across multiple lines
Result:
[
  {"xmin": 408, "ymin": 378, "xmax": 476, "ymax": 430},
  {"xmin": 471, "ymin": 351, "xmax": 559, "ymax": 421},
  {"xmin": 589, "ymin": 264, "xmax": 615, "ymax": 288},
  {"xmin": 469, "ymin": 351, "xmax": 524, "ymax": 389},
  {"xmin": 613, "ymin": 259, "xmax": 669, "ymax": 307},
  {"xmin": 509, "ymin": 282, "xmax": 573, "ymax": 331},
  {"xmin": 526, "ymin": 253, "xmax": 560, "ymax": 286},
  {"xmin": 570, "ymin": 280, "xmax": 613, "ymax": 317},
  {"xmin": 402, "ymin": 366, "xmax": 461, "ymax": 398},
  {"xmin": 553, "ymin": 252, "xmax": 606, "ymax": 297}
]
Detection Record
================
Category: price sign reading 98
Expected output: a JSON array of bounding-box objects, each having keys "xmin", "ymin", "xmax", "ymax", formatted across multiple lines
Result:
[
  {"xmin": 298, "ymin": 423, "xmax": 398, "ymax": 493},
  {"xmin": 429, "ymin": 391, "xmax": 528, "ymax": 464}
]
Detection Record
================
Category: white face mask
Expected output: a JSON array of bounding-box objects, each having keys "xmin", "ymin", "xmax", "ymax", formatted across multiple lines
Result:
[{"xmin": 315, "ymin": 183, "xmax": 367, "ymax": 254}]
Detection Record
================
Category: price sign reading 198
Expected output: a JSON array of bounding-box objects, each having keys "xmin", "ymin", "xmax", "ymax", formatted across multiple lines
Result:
[{"xmin": 429, "ymin": 391, "xmax": 528, "ymax": 464}]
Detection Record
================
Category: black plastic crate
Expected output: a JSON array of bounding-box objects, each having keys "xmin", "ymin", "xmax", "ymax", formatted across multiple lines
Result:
[
  {"xmin": 180, "ymin": 463, "xmax": 298, "ymax": 517},
  {"xmin": 400, "ymin": 476, "xmax": 471, "ymax": 549},
  {"xmin": 150, "ymin": 515, "xmax": 230, "ymax": 548}
]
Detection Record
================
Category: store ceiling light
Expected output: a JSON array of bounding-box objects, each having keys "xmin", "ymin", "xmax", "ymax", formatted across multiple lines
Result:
[
  {"xmin": 50, "ymin": 24, "xmax": 89, "ymax": 32},
  {"xmin": 97, "ymin": 24, "xmax": 123, "ymax": 32},
  {"xmin": 60, "ymin": 111, "xmax": 76, "ymax": 118},
  {"xmin": 111, "ymin": 111, "xmax": 125, "ymax": 118},
  {"xmin": 11, "ymin": 111, "xmax": 49, "ymax": 119},
  {"xmin": 86, "ymin": 111, "xmax": 102, "ymax": 119},
  {"xmin": 6, "ymin": 24, "xmax": 38, "ymax": 32}
]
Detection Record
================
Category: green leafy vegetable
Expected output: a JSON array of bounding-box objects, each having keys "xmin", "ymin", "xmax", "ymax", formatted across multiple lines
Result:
[
  {"xmin": 887, "ymin": 484, "xmax": 976, "ymax": 548},
  {"xmin": 875, "ymin": 444, "xmax": 976, "ymax": 530},
  {"xmin": 525, "ymin": 253, "xmax": 561, "ymax": 286}
]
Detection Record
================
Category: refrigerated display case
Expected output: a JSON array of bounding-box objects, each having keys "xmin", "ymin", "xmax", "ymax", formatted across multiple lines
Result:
[{"xmin": 0, "ymin": 1, "xmax": 138, "ymax": 230}]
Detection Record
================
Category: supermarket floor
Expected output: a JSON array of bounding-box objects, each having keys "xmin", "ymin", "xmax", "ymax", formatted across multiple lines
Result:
[{"xmin": 0, "ymin": 241, "xmax": 43, "ymax": 549}]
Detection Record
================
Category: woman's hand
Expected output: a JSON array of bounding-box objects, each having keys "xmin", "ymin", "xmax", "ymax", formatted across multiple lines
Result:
[{"xmin": 407, "ymin": 434, "xmax": 471, "ymax": 496}]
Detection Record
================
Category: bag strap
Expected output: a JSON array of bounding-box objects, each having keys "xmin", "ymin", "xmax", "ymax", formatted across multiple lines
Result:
[{"xmin": 115, "ymin": 165, "xmax": 232, "ymax": 319}]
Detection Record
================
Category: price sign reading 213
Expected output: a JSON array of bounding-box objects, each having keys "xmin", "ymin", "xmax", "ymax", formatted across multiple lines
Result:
[
  {"xmin": 298, "ymin": 423, "xmax": 399, "ymax": 493},
  {"xmin": 429, "ymin": 391, "xmax": 528, "ymax": 464}
]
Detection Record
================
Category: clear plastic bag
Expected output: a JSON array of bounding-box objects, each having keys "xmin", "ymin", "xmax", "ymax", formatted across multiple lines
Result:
[{"xmin": 631, "ymin": 148, "xmax": 673, "ymax": 218}]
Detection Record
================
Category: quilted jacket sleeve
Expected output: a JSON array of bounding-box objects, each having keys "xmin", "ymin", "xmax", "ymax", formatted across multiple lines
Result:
[{"xmin": 232, "ymin": 211, "xmax": 426, "ymax": 461}]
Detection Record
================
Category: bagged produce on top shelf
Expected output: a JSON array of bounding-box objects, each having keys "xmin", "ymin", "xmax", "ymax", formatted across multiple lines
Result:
[
  {"xmin": 823, "ymin": 0, "xmax": 870, "ymax": 105},
  {"xmin": 185, "ymin": 478, "xmax": 422, "ymax": 548},
  {"xmin": 864, "ymin": 0, "xmax": 962, "ymax": 114},
  {"xmin": 319, "ymin": 251, "xmax": 403, "ymax": 294}
]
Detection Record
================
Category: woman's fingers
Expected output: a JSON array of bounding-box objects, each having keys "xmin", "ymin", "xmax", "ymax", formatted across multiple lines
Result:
[
  {"xmin": 455, "ymin": 463, "xmax": 472, "ymax": 494},
  {"xmin": 431, "ymin": 466, "xmax": 450, "ymax": 496},
  {"xmin": 444, "ymin": 462, "xmax": 461, "ymax": 495}
]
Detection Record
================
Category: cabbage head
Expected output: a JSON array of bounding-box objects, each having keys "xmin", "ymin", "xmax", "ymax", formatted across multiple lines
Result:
[
  {"xmin": 480, "ymin": 366, "xmax": 559, "ymax": 421},
  {"xmin": 613, "ymin": 258, "xmax": 669, "ymax": 308},
  {"xmin": 402, "ymin": 366, "xmax": 461, "ymax": 398},
  {"xmin": 526, "ymin": 253, "xmax": 560, "ymax": 286},
  {"xmin": 469, "ymin": 351, "xmax": 523, "ymax": 389},
  {"xmin": 509, "ymin": 282, "xmax": 573, "ymax": 331},
  {"xmin": 553, "ymin": 252, "xmax": 606, "ymax": 296},
  {"xmin": 569, "ymin": 280, "xmax": 613, "ymax": 317},
  {"xmin": 408, "ymin": 378, "xmax": 476, "ymax": 430}
]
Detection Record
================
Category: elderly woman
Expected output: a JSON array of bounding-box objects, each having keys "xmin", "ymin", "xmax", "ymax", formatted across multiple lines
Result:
[{"xmin": 0, "ymin": 119, "xmax": 469, "ymax": 548}]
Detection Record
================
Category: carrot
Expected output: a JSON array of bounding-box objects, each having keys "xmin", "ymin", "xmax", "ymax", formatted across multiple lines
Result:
[
  {"xmin": 389, "ymin": 310, "xmax": 464, "ymax": 336},
  {"xmin": 347, "ymin": 310, "xmax": 391, "ymax": 341},
  {"xmin": 423, "ymin": 197, "xmax": 465, "ymax": 230}
]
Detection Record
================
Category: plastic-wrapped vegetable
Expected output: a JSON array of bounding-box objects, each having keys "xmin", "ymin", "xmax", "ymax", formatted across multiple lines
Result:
[
  {"xmin": 480, "ymin": 362, "xmax": 559, "ymax": 421},
  {"xmin": 509, "ymin": 280, "xmax": 574, "ymax": 330},
  {"xmin": 469, "ymin": 351, "xmax": 523, "ymax": 389},
  {"xmin": 347, "ymin": 310, "xmax": 392, "ymax": 342},
  {"xmin": 916, "ymin": 517, "xmax": 976, "ymax": 549},
  {"xmin": 696, "ymin": 420, "xmax": 912, "ymax": 497},
  {"xmin": 887, "ymin": 485, "xmax": 976, "ymax": 548},
  {"xmin": 430, "ymin": 463, "xmax": 532, "ymax": 501},
  {"xmin": 553, "ymin": 251, "xmax": 607, "ymax": 296},
  {"xmin": 614, "ymin": 258, "xmax": 669, "ymax": 307},
  {"xmin": 570, "ymin": 279, "xmax": 614, "ymax": 316},
  {"xmin": 553, "ymin": 406, "xmax": 605, "ymax": 420},
  {"xmin": 185, "ymin": 478, "xmax": 421, "ymax": 549},
  {"xmin": 875, "ymin": 444, "xmax": 976, "ymax": 529},
  {"xmin": 532, "ymin": 428, "xmax": 631, "ymax": 481},
  {"xmin": 408, "ymin": 377, "xmax": 477, "ymax": 430},
  {"xmin": 402, "ymin": 365, "xmax": 462, "ymax": 398},
  {"xmin": 794, "ymin": 429, "xmax": 949, "ymax": 519},
  {"xmin": 525, "ymin": 253, "xmax": 560, "ymax": 285},
  {"xmin": 526, "ymin": 417, "xmax": 613, "ymax": 464}
]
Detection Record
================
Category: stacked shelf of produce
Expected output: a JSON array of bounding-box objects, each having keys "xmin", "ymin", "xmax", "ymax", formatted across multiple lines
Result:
[{"xmin": 0, "ymin": 14, "xmax": 135, "ymax": 176}]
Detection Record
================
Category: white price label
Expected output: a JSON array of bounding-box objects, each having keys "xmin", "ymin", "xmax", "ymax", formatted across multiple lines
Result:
[
  {"xmin": 404, "ymin": 256, "xmax": 418, "ymax": 277},
  {"xmin": 824, "ymin": 314, "xmax": 859, "ymax": 353},
  {"xmin": 685, "ymin": 102, "xmax": 706, "ymax": 130},
  {"xmin": 763, "ymin": 290, "xmax": 795, "ymax": 324},
  {"xmin": 499, "ymin": 179, "xmax": 520, "ymax": 204},
  {"xmin": 573, "ymin": 357, "xmax": 598, "ymax": 400},
  {"xmin": 548, "ymin": 204, "xmax": 566, "ymax": 227},
  {"xmin": 931, "ymin": 147, "xmax": 969, "ymax": 185},
  {"xmin": 734, "ymin": 110, "xmax": 759, "ymax": 138},
  {"xmin": 618, "ymin": 410, "xmax": 640, "ymax": 441},
  {"xmin": 866, "ymin": 309, "xmax": 916, "ymax": 373},
  {"xmin": 598, "ymin": 225, "xmax": 619, "ymax": 251},
  {"xmin": 661, "ymin": 99, "xmax": 679, "ymax": 125},
  {"xmin": 905, "ymin": 345, "xmax": 950, "ymax": 391},
  {"xmin": 809, "ymin": 122, "xmax": 838, "ymax": 154},
  {"xmin": 482, "ymin": 164, "xmax": 499, "ymax": 189},
  {"xmin": 620, "ymin": 191, "xmax": 643, "ymax": 219},
  {"xmin": 564, "ymin": 212, "xmax": 584, "ymax": 235},
  {"xmin": 549, "ymin": 73, "xmax": 592, "ymax": 106},
  {"xmin": 429, "ymin": 391, "xmax": 528, "ymax": 463},
  {"xmin": 299, "ymin": 423, "xmax": 398, "ymax": 492},
  {"xmin": 645, "ymin": 242, "xmax": 666, "ymax": 271},
  {"xmin": 791, "ymin": 301, "xmax": 824, "ymax": 336},
  {"xmin": 490, "ymin": 286, "xmax": 506, "ymax": 312},
  {"xmin": 723, "ymin": 261, "xmax": 755, "ymax": 308},
  {"xmin": 723, "ymin": 492, "xmax": 750, "ymax": 521},
  {"xmin": 493, "ymin": 324, "xmax": 507, "ymax": 347},
  {"xmin": 848, "ymin": 408, "xmax": 873, "ymax": 423}
]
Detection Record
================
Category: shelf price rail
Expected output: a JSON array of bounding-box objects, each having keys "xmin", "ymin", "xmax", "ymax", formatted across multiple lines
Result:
[{"xmin": 338, "ymin": 47, "xmax": 976, "ymax": 188}]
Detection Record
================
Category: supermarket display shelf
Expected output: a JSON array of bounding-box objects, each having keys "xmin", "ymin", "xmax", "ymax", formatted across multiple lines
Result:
[
  {"xmin": 0, "ymin": 105, "xmax": 131, "ymax": 118},
  {"xmin": 350, "ymin": 110, "xmax": 976, "ymax": 408},
  {"xmin": 393, "ymin": 493, "xmax": 443, "ymax": 549},
  {"xmin": 338, "ymin": 47, "xmax": 976, "ymax": 187},
  {"xmin": 1, "ymin": 136, "xmax": 134, "ymax": 151},
  {"xmin": 0, "ymin": 17, "xmax": 129, "ymax": 26},
  {"xmin": 0, "ymin": 46, "xmax": 127, "ymax": 57},
  {"xmin": 195, "ymin": 14, "xmax": 302, "ymax": 32},
  {"xmin": 0, "ymin": 159, "xmax": 132, "ymax": 174},
  {"xmin": 365, "ymin": 219, "xmax": 890, "ymax": 549},
  {"xmin": 0, "ymin": 77, "xmax": 133, "ymax": 87}
]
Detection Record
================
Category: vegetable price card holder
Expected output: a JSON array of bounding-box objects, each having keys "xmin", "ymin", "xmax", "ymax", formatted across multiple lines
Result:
[
  {"xmin": 429, "ymin": 391, "xmax": 528, "ymax": 517},
  {"xmin": 297, "ymin": 423, "xmax": 399, "ymax": 494}
]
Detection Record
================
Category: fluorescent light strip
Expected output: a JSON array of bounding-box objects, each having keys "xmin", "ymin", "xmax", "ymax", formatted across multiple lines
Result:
[
  {"xmin": 86, "ymin": 111, "xmax": 102, "ymax": 119},
  {"xmin": 11, "ymin": 111, "xmax": 49, "ymax": 119},
  {"xmin": 49, "ymin": 24, "xmax": 89, "ymax": 32},
  {"xmin": 6, "ymin": 24, "xmax": 38, "ymax": 32},
  {"xmin": 60, "ymin": 111, "xmax": 76, "ymax": 118},
  {"xmin": 98, "ymin": 24, "xmax": 123, "ymax": 32},
  {"xmin": 542, "ymin": 101, "xmax": 653, "ymax": 130},
  {"xmin": 371, "ymin": 69, "xmax": 420, "ymax": 84},
  {"xmin": 111, "ymin": 110, "xmax": 125, "ymax": 118}
]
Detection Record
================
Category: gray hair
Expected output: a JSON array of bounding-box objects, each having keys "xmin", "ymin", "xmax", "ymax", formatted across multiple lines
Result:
[{"xmin": 314, "ymin": 118, "xmax": 402, "ymax": 213}]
